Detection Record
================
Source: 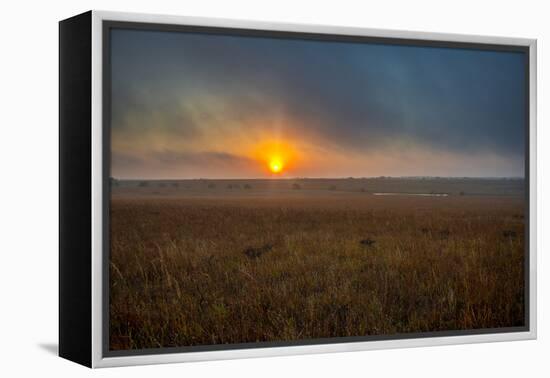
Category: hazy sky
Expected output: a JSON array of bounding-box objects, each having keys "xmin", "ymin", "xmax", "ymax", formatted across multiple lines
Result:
[{"xmin": 110, "ymin": 28, "xmax": 526, "ymax": 179}]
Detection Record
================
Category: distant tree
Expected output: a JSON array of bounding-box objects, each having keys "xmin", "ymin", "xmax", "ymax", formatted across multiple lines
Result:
[
  {"xmin": 208, "ymin": 183, "xmax": 216, "ymax": 189},
  {"xmin": 244, "ymin": 184, "xmax": 252, "ymax": 189},
  {"xmin": 226, "ymin": 184, "xmax": 233, "ymax": 189},
  {"xmin": 172, "ymin": 182, "xmax": 179, "ymax": 188},
  {"xmin": 158, "ymin": 182, "xmax": 166, "ymax": 188},
  {"xmin": 138, "ymin": 181, "xmax": 149, "ymax": 187},
  {"xmin": 459, "ymin": 191, "xmax": 465, "ymax": 196},
  {"xmin": 328, "ymin": 185, "xmax": 337, "ymax": 191},
  {"xmin": 292, "ymin": 183, "xmax": 301, "ymax": 190}
]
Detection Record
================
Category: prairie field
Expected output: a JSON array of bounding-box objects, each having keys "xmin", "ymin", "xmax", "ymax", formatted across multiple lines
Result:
[{"xmin": 109, "ymin": 178, "xmax": 525, "ymax": 350}]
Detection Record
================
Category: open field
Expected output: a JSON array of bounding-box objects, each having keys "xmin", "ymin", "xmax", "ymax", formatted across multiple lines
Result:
[
  {"xmin": 109, "ymin": 178, "xmax": 525, "ymax": 350},
  {"xmin": 111, "ymin": 177, "xmax": 525, "ymax": 197}
]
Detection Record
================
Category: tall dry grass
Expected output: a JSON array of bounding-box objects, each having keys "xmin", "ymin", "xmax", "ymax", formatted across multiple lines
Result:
[{"xmin": 109, "ymin": 194, "xmax": 525, "ymax": 350}]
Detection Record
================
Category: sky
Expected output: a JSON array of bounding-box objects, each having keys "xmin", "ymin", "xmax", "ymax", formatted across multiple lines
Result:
[{"xmin": 110, "ymin": 28, "xmax": 527, "ymax": 179}]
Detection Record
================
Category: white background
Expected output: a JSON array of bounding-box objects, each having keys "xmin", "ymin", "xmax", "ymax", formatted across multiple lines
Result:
[{"xmin": 0, "ymin": 0, "xmax": 547, "ymax": 376}]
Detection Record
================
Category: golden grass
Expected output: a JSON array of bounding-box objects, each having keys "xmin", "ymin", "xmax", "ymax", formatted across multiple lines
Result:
[{"xmin": 109, "ymin": 194, "xmax": 525, "ymax": 350}]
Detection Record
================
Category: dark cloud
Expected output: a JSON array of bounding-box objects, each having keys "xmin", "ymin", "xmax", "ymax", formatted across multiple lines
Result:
[
  {"xmin": 111, "ymin": 149, "xmax": 258, "ymax": 179},
  {"xmin": 152, "ymin": 150, "xmax": 255, "ymax": 167},
  {"xmin": 110, "ymin": 29, "xmax": 526, "ymax": 177}
]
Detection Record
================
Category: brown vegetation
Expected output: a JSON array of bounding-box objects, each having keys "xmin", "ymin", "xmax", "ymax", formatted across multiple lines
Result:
[{"xmin": 109, "ymin": 189, "xmax": 525, "ymax": 350}]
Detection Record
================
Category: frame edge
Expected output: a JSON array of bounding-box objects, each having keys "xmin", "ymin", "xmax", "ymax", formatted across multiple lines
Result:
[{"xmin": 59, "ymin": 10, "xmax": 93, "ymax": 368}]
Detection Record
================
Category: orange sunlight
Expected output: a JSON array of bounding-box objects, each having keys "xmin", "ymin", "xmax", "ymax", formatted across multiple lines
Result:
[
  {"xmin": 268, "ymin": 157, "xmax": 283, "ymax": 173},
  {"xmin": 253, "ymin": 139, "xmax": 298, "ymax": 176}
]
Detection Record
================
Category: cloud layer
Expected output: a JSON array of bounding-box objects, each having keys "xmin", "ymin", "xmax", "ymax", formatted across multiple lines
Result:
[{"xmin": 110, "ymin": 29, "xmax": 527, "ymax": 179}]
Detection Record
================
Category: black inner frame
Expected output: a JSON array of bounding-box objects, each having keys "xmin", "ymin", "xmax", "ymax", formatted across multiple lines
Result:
[{"xmin": 102, "ymin": 20, "xmax": 531, "ymax": 358}]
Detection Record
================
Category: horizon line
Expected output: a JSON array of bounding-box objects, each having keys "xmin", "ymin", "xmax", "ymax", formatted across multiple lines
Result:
[{"xmin": 111, "ymin": 176, "xmax": 526, "ymax": 181}]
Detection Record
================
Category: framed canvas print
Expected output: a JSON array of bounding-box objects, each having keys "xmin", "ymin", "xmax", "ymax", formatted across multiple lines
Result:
[{"xmin": 59, "ymin": 10, "xmax": 537, "ymax": 368}]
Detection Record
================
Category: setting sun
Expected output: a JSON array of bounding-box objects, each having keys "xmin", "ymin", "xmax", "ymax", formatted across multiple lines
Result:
[
  {"xmin": 269, "ymin": 158, "xmax": 283, "ymax": 173},
  {"xmin": 253, "ymin": 139, "xmax": 298, "ymax": 176}
]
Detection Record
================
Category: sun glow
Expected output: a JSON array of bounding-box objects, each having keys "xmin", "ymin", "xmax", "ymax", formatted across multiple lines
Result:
[
  {"xmin": 269, "ymin": 158, "xmax": 283, "ymax": 173},
  {"xmin": 253, "ymin": 139, "xmax": 298, "ymax": 176}
]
